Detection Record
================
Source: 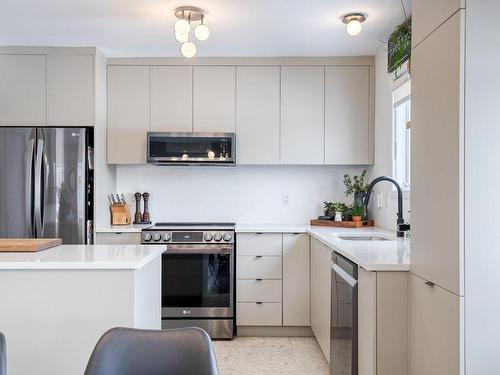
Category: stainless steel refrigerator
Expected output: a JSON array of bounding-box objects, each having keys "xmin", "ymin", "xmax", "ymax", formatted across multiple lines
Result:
[{"xmin": 0, "ymin": 127, "xmax": 93, "ymax": 244}]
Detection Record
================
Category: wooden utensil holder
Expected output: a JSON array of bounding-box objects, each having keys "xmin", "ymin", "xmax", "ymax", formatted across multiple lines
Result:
[{"xmin": 110, "ymin": 203, "xmax": 131, "ymax": 225}]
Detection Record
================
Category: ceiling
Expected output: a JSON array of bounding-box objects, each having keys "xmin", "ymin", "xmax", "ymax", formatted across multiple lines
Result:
[{"xmin": 0, "ymin": 0, "xmax": 411, "ymax": 57}]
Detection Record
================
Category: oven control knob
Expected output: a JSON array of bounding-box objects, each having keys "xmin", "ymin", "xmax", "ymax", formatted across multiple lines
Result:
[
  {"xmin": 142, "ymin": 232, "xmax": 152, "ymax": 242},
  {"xmin": 162, "ymin": 233, "xmax": 171, "ymax": 242},
  {"xmin": 223, "ymin": 233, "xmax": 232, "ymax": 242},
  {"xmin": 204, "ymin": 233, "xmax": 213, "ymax": 241},
  {"xmin": 152, "ymin": 232, "xmax": 161, "ymax": 242},
  {"xmin": 213, "ymin": 232, "xmax": 222, "ymax": 242}
]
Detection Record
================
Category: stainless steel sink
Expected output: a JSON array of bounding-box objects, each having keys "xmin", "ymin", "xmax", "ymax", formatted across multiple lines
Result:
[{"xmin": 337, "ymin": 235, "xmax": 391, "ymax": 241}]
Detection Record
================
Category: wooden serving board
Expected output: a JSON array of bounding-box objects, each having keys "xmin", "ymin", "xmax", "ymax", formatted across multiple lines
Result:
[
  {"xmin": 310, "ymin": 219, "xmax": 374, "ymax": 228},
  {"xmin": 0, "ymin": 238, "xmax": 62, "ymax": 252}
]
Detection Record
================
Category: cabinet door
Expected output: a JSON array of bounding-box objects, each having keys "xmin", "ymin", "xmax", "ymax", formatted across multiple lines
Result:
[
  {"xmin": 283, "ymin": 233, "xmax": 310, "ymax": 326},
  {"xmin": 150, "ymin": 66, "xmax": 192, "ymax": 132},
  {"xmin": 107, "ymin": 66, "xmax": 149, "ymax": 164},
  {"xmin": 412, "ymin": 0, "xmax": 463, "ymax": 47},
  {"xmin": 47, "ymin": 54, "xmax": 94, "ymax": 126},
  {"xmin": 193, "ymin": 66, "xmax": 235, "ymax": 132},
  {"xmin": 280, "ymin": 66, "xmax": 324, "ymax": 164},
  {"xmin": 236, "ymin": 66, "xmax": 280, "ymax": 164},
  {"xmin": 0, "ymin": 55, "xmax": 46, "ymax": 125},
  {"xmin": 410, "ymin": 274, "xmax": 461, "ymax": 375},
  {"xmin": 325, "ymin": 66, "xmax": 371, "ymax": 164},
  {"xmin": 411, "ymin": 11, "xmax": 463, "ymax": 295},
  {"xmin": 310, "ymin": 238, "xmax": 332, "ymax": 362}
]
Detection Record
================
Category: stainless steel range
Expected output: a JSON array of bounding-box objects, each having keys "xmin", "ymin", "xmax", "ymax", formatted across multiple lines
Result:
[{"xmin": 142, "ymin": 222, "xmax": 235, "ymax": 339}]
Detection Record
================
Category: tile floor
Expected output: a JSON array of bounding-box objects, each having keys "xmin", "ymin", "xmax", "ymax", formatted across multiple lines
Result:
[{"xmin": 213, "ymin": 336, "xmax": 329, "ymax": 375}]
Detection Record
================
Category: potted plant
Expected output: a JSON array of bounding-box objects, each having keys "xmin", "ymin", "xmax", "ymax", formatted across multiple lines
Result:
[
  {"xmin": 332, "ymin": 202, "xmax": 347, "ymax": 221},
  {"xmin": 343, "ymin": 169, "xmax": 369, "ymax": 206},
  {"xmin": 349, "ymin": 203, "xmax": 365, "ymax": 222},
  {"xmin": 323, "ymin": 201, "xmax": 336, "ymax": 218}
]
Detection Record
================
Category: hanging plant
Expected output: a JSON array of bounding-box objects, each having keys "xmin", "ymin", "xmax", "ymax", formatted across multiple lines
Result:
[{"xmin": 387, "ymin": 17, "xmax": 411, "ymax": 74}]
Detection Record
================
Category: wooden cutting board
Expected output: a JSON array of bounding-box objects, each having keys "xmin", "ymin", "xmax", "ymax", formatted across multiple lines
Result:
[
  {"xmin": 310, "ymin": 219, "xmax": 374, "ymax": 228},
  {"xmin": 0, "ymin": 238, "xmax": 62, "ymax": 252}
]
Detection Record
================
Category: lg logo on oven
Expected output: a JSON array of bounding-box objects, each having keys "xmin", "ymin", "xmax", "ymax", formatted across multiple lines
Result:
[{"xmin": 182, "ymin": 310, "xmax": 192, "ymax": 315}]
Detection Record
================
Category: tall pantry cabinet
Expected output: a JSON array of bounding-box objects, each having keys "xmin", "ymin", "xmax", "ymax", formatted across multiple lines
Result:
[{"xmin": 411, "ymin": 1, "xmax": 500, "ymax": 374}]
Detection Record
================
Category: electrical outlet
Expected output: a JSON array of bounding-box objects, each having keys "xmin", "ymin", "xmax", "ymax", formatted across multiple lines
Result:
[
  {"xmin": 376, "ymin": 193, "xmax": 382, "ymax": 209},
  {"xmin": 282, "ymin": 193, "xmax": 290, "ymax": 207}
]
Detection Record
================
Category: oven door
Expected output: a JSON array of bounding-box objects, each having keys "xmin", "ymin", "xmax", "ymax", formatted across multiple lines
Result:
[{"xmin": 162, "ymin": 244, "xmax": 234, "ymax": 318}]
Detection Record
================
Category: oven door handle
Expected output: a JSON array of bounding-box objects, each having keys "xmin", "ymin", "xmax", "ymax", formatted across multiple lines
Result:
[
  {"xmin": 166, "ymin": 245, "xmax": 233, "ymax": 255},
  {"xmin": 332, "ymin": 264, "xmax": 357, "ymax": 288}
]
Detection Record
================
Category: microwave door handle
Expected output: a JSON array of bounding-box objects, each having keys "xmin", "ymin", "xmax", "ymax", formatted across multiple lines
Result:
[{"xmin": 332, "ymin": 264, "xmax": 357, "ymax": 288}]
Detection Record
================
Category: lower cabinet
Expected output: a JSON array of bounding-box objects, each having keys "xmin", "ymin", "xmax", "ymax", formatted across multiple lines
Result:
[
  {"xmin": 310, "ymin": 237, "xmax": 332, "ymax": 362},
  {"xmin": 95, "ymin": 232, "xmax": 141, "ymax": 244},
  {"xmin": 236, "ymin": 232, "xmax": 310, "ymax": 328},
  {"xmin": 359, "ymin": 269, "xmax": 409, "ymax": 375},
  {"xmin": 410, "ymin": 273, "xmax": 461, "ymax": 375},
  {"xmin": 283, "ymin": 233, "xmax": 310, "ymax": 326}
]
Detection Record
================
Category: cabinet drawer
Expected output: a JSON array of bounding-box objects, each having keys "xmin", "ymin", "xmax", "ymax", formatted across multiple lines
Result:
[
  {"xmin": 237, "ymin": 256, "xmax": 282, "ymax": 279},
  {"xmin": 95, "ymin": 232, "xmax": 141, "ymax": 245},
  {"xmin": 411, "ymin": 274, "xmax": 461, "ymax": 375},
  {"xmin": 236, "ymin": 302, "xmax": 282, "ymax": 326},
  {"xmin": 237, "ymin": 279, "xmax": 282, "ymax": 302},
  {"xmin": 237, "ymin": 233, "xmax": 282, "ymax": 256}
]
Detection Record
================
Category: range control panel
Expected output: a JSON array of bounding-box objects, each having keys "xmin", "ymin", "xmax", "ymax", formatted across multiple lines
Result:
[{"xmin": 141, "ymin": 230, "xmax": 234, "ymax": 244}]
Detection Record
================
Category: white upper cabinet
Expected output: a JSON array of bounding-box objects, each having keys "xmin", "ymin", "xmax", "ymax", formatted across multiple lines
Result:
[
  {"xmin": 193, "ymin": 66, "xmax": 235, "ymax": 132},
  {"xmin": 325, "ymin": 66, "xmax": 372, "ymax": 165},
  {"xmin": 412, "ymin": 0, "xmax": 463, "ymax": 47},
  {"xmin": 411, "ymin": 11, "xmax": 463, "ymax": 295},
  {"xmin": 0, "ymin": 55, "xmax": 46, "ymax": 126},
  {"xmin": 47, "ymin": 54, "xmax": 94, "ymax": 127},
  {"xmin": 107, "ymin": 65, "xmax": 149, "ymax": 164},
  {"xmin": 280, "ymin": 66, "xmax": 325, "ymax": 164},
  {"xmin": 150, "ymin": 66, "xmax": 192, "ymax": 132},
  {"xmin": 236, "ymin": 66, "xmax": 280, "ymax": 164}
]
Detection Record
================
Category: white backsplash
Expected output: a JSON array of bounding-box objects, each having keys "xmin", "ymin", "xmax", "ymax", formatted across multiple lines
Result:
[{"xmin": 115, "ymin": 165, "xmax": 367, "ymax": 224}]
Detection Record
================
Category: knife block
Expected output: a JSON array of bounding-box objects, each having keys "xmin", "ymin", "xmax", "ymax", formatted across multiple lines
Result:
[{"xmin": 110, "ymin": 203, "xmax": 131, "ymax": 225}]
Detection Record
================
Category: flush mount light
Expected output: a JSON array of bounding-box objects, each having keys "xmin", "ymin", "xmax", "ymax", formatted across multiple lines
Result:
[
  {"xmin": 343, "ymin": 13, "xmax": 366, "ymax": 36},
  {"xmin": 174, "ymin": 6, "xmax": 210, "ymax": 58}
]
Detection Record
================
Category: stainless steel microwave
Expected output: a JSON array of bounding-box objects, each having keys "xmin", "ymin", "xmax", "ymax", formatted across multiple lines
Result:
[{"xmin": 147, "ymin": 132, "xmax": 236, "ymax": 166}]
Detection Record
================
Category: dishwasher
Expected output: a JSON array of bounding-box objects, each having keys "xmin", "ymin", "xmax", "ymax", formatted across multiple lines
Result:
[{"xmin": 330, "ymin": 252, "xmax": 358, "ymax": 375}]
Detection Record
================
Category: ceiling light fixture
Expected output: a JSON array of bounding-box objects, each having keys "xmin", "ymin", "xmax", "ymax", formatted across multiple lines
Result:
[
  {"xmin": 174, "ymin": 6, "xmax": 210, "ymax": 58},
  {"xmin": 342, "ymin": 13, "xmax": 366, "ymax": 36}
]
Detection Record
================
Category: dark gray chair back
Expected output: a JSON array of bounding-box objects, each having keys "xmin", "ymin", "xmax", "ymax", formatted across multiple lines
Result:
[
  {"xmin": 0, "ymin": 332, "xmax": 6, "ymax": 375},
  {"xmin": 84, "ymin": 327, "xmax": 219, "ymax": 375}
]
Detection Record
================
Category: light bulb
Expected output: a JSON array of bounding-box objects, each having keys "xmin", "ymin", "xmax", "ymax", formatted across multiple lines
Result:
[
  {"xmin": 175, "ymin": 31, "xmax": 189, "ymax": 43},
  {"xmin": 346, "ymin": 19, "xmax": 362, "ymax": 36},
  {"xmin": 180, "ymin": 42, "xmax": 196, "ymax": 58},
  {"xmin": 174, "ymin": 19, "xmax": 190, "ymax": 34},
  {"xmin": 194, "ymin": 24, "xmax": 210, "ymax": 41}
]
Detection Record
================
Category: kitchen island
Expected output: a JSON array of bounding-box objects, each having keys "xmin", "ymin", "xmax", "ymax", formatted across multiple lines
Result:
[{"xmin": 0, "ymin": 244, "xmax": 165, "ymax": 375}]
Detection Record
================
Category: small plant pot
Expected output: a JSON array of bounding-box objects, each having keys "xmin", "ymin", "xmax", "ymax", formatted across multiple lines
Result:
[
  {"xmin": 334, "ymin": 212, "xmax": 343, "ymax": 222},
  {"xmin": 352, "ymin": 216, "xmax": 362, "ymax": 222}
]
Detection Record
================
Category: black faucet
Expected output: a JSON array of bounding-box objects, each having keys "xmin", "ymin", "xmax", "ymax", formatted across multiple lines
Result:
[{"xmin": 363, "ymin": 176, "xmax": 410, "ymax": 238}]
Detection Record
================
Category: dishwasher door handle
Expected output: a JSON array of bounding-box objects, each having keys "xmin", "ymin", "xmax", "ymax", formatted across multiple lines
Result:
[{"xmin": 332, "ymin": 264, "xmax": 358, "ymax": 288}]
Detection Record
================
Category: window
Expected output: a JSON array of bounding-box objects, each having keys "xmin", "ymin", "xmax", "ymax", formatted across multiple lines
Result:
[{"xmin": 393, "ymin": 80, "xmax": 411, "ymax": 189}]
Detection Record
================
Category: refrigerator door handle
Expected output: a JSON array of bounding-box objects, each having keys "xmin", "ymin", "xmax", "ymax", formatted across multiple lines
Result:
[
  {"xmin": 34, "ymin": 137, "xmax": 44, "ymax": 237},
  {"xmin": 26, "ymin": 138, "xmax": 35, "ymax": 236}
]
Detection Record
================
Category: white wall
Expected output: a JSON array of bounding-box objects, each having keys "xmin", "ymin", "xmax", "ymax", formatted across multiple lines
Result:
[
  {"xmin": 368, "ymin": 45, "xmax": 410, "ymax": 231},
  {"xmin": 115, "ymin": 165, "xmax": 365, "ymax": 224}
]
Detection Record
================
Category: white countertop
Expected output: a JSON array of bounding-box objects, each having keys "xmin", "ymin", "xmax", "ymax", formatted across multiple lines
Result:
[
  {"xmin": 0, "ymin": 244, "xmax": 165, "ymax": 270},
  {"xmin": 236, "ymin": 223, "xmax": 410, "ymax": 271},
  {"xmin": 95, "ymin": 224, "xmax": 152, "ymax": 233}
]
